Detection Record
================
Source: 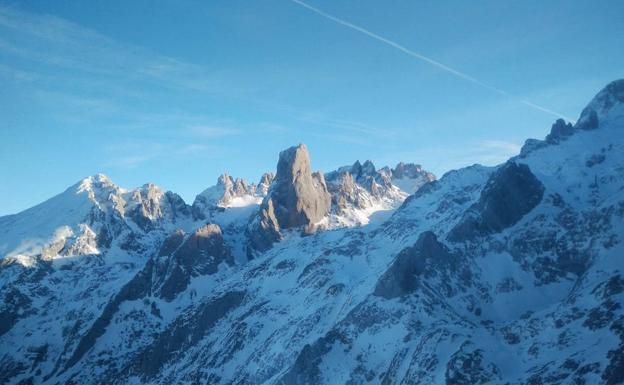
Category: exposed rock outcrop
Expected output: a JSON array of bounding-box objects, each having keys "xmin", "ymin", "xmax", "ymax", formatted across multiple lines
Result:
[
  {"xmin": 389, "ymin": 162, "xmax": 436, "ymax": 194},
  {"xmin": 192, "ymin": 174, "xmax": 259, "ymax": 220},
  {"xmin": 326, "ymin": 160, "xmax": 434, "ymax": 200},
  {"xmin": 448, "ymin": 161, "xmax": 544, "ymax": 242},
  {"xmin": 545, "ymin": 119, "xmax": 575, "ymax": 144},
  {"xmin": 326, "ymin": 172, "xmax": 360, "ymax": 212},
  {"xmin": 328, "ymin": 160, "xmax": 388, "ymax": 197},
  {"xmin": 257, "ymin": 172, "xmax": 274, "ymax": 196},
  {"xmin": 246, "ymin": 198, "xmax": 282, "ymax": 254},
  {"xmin": 156, "ymin": 224, "xmax": 232, "ymax": 300},
  {"xmin": 247, "ymin": 144, "xmax": 331, "ymax": 255},
  {"xmin": 392, "ymin": 162, "xmax": 436, "ymax": 181},
  {"xmin": 269, "ymin": 144, "xmax": 331, "ymax": 229},
  {"xmin": 324, "ymin": 160, "xmax": 435, "ymax": 223},
  {"xmin": 374, "ymin": 231, "xmax": 457, "ymax": 299}
]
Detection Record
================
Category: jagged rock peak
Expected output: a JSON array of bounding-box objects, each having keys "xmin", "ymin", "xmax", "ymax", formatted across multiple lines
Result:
[
  {"xmin": 216, "ymin": 173, "xmax": 255, "ymax": 195},
  {"xmin": 353, "ymin": 160, "xmax": 376, "ymax": 179},
  {"xmin": 257, "ymin": 172, "xmax": 274, "ymax": 196},
  {"xmin": 275, "ymin": 144, "xmax": 313, "ymax": 181},
  {"xmin": 192, "ymin": 173, "xmax": 260, "ymax": 219},
  {"xmin": 218, "ymin": 173, "xmax": 255, "ymax": 202},
  {"xmin": 327, "ymin": 160, "xmax": 378, "ymax": 182},
  {"xmin": 246, "ymin": 144, "xmax": 331, "ymax": 255},
  {"xmin": 392, "ymin": 162, "xmax": 433, "ymax": 180},
  {"xmin": 328, "ymin": 160, "xmax": 435, "ymax": 188},
  {"xmin": 322, "ymin": 159, "xmax": 435, "ymax": 224},
  {"xmin": 74, "ymin": 174, "xmax": 179, "ymax": 224},
  {"xmin": 156, "ymin": 223, "xmax": 233, "ymax": 301},
  {"xmin": 545, "ymin": 119, "xmax": 575, "ymax": 144},
  {"xmin": 269, "ymin": 144, "xmax": 331, "ymax": 229}
]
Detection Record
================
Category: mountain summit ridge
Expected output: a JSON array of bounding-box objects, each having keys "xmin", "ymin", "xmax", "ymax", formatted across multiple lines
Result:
[{"xmin": 0, "ymin": 144, "xmax": 436, "ymax": 265}]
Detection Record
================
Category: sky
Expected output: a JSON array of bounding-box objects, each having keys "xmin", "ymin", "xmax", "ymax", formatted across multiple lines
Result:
[{"xmin": 0, "ymin": 0, "xmax": 623, "ymax": 215}]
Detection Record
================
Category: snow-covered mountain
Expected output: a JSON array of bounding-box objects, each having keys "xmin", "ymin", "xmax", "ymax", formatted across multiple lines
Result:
[
  {"xmin": 1, "ymin": 79, "xmax": 623, "ymax": 385},
  {"xmin": 325, "ymin": 160, "xmax": 435, "ymax": 227}
]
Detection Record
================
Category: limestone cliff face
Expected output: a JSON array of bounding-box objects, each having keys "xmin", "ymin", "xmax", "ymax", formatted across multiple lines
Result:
[
  {"xmin": 269, "ymin": 144, "xmax": 331, "ymax": 230},
  {"xmin": 247, "ymin": 144, "xmax": 331, "ymax": 254}
]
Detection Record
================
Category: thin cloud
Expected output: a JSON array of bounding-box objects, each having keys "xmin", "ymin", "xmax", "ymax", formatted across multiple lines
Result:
[
  {"xmin": 0, "ymin": 63, "xmax": 38, "ymax": 82},
  {"xmin": 254, "ymin": 122, "xmax": 291, "ymax": 134},
  {"xmin": 101, "ymin": 141, "xmax": 164, "ymax": 168},
  {"xmin": 106, "ymin": 155, "xmax": 153, "ymax": 169},
  {"xmin": 289, "ymin": 0, "xmax": 575, "ymax": 122},
  {"xmin": 303, "ymin": 115, "xmax": 396, "ymax": 137},
  {"xmin": 188, "ymin": 125, "xmax": 240, "ymax": 138},
  {"xmin": 442, "ymin": 139, "xmax": 522, "ymax": 169},
  {"xmin": 176, "ymin": 144, "xmax": 213, "ymax": 156},
  {"xmin": 0, "ymin": 5, "xmax": 227, "ymax": 92},
  {"xmin": 479, "ymin": 140, "xmax": 521, "ymax": 153},
  {"xmin": 309, "ymin": 131, "xmax": 376, "ymax": 146},
  {"xmin": 102, "ymin": 140, "xmax": 223, "ymax": 169},
  {"xmin": 475, "ymin": 140, "xmax": 522, "ymax": 164},
  {"xmin": 0, "ymin": 4, "xmax": 399, "ymax": 145}
]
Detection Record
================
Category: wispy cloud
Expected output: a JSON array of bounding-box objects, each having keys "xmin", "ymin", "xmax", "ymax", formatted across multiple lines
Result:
[
  {"xmin": 177, "ymin": 144, "xmax": 213, "ymax": 156},
  {"xmin": 102, "ymin": 140, "xmax": 223, "ymax": 169},
  {"xmin": 289, "ymin": 0, "xmax": 575, "ymax": 122},
  {"xmin": 188, "ymin": 125, "xmax": 240, "ymax": 138},
  {"xmin": 106, "ymin": 155, "xmax": 153, "ymax": 169},
  {"xmin": 474, "ymin": 140, "xmax": 521, "ymax": 164},
  {"xmin": 0, "ymin": 5, "xmax": 225, "ymax": 92},
  {"xmin": 299, "ymin": 114, "xmax": 396, "ymax": 138},
  {"xmin": 0, "ymin": 63, "xmax": 38, "ymax": 82},
  {"xmin": 437, "ymin": 139, "xmax": 522, "ymax": 169},
  {"xmin": 0, "ymin": 4, "xmax": 402, "ymax": 149}
]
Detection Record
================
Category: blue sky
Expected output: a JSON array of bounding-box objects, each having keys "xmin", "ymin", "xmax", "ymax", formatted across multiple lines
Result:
[{"xmin": 1, "ymin": 0, "xmax": 622, "ymax": 215}]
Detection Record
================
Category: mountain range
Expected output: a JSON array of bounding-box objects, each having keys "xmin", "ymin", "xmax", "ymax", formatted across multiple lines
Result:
[{"xmin": 0, "ymin": 79, "xmax": 623, "ymax": 385}]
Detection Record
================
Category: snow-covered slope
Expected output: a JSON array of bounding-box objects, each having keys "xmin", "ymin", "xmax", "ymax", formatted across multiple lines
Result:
[
  {"xmin": 1, "ymin": 80, "xmax": 623, "ymax": 385},
  {"xmin": 0, "ymin": 174, "xmax": 194, "ymax": 266}
]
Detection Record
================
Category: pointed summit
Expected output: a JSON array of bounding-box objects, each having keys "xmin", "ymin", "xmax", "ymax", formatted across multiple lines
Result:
[
  {"xmin": 247, "ymin": 144, "xmax": 331, "ymax": 255},
  {"xmin": 75, "ymin": 173, "xmax": 119, "ymax": 194},
  {"xmin": 270, "ymin": 144, "xmax": 331, "ymax": 229},
  {"xmin": 257, "ymin": 172, "xmax": 274, "ymax": 197}
]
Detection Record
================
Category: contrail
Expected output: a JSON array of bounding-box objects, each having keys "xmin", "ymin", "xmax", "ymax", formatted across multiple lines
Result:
[{"xmin": 289, "ymin": 0, "xmax": 574, "ymax": 122}]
